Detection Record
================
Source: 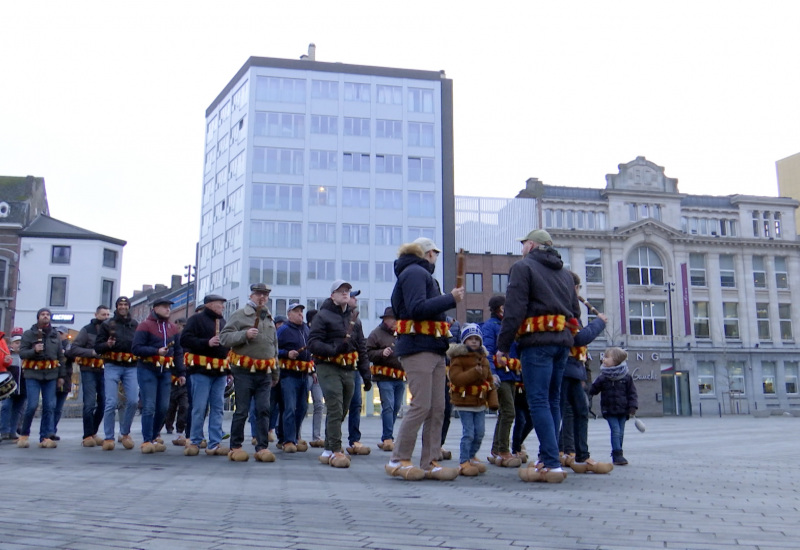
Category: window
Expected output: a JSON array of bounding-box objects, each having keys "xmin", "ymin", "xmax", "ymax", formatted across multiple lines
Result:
[
  {"xmin": 775, "ymin": 256, "xmax": 788, "ymax": 289},
  {"xmin": 215, "ymin": 168, "xmax": 228, "ymax": 190},
  {"xmin": 466, "ymin": 309, "xmax": 484, "ymax": 324},
  {"xmin": 775, "ymin": 212, "xmax": 782, "ymax": 238},
  {"xmin": 375, "ymin": 225, "xmax": 402, "ymax": 246},
  {"xmin": 217, "ymin": 133, "xmax": 229, "ymax": 156},
  {"xmin": 628, "ymin": 300, "xmax": 667, "ymax": 336},
  {"xmin": 342, "ymin": 187, "xmax": 370, "ymax": 208},
  {"xmin": 250, "ymin": 221, "xmax": 302, "ymax": 248},
  {"xmin": 49, "ymin": 276, "xmax": 67, "ymax": 307},
  {"xmin": 626, "ymin": 203, "xmax": 662, "ymax": 222},
  {"xmin": 213, "ymin": 200, "xmax": 226, "ymax": 222},
  {"xmin": 779, "ymin": 303, "xmax": 793, "ymax": 340},
  {"xmin": 231, "ymin": 116, "xmax": 247, "ymax": 144},
  {"xmin": 376, "ymin": 119, "xmax": 402, "ymax": 139},
  {"xmin": 375, "ymin": 299, "xmax": 392, "ymax": 317},
  {"xmin": 785, "ymin": 362, "xmax": 799, "ymax": 394},
  {"xmin": 255, "ymin": 76, "xmax": 306, "ymax": 103},
  {"xmin": 227, "ymin": 186, "xmax": 244, "ymax": 215},
  {"xmin": 466, "ymin": 273, "xmax": 483, "ymax": 293},
  {"xmin": 343, "ymin": 117, "xmax": 370, "ymax": 137},
  {"xmin": 205, "ymin": 148, "xmax": 215, "ymax": 173},
  {"xmin": 311, "ymin": 80, "xmax": 338, "ymax": 100},
  {"xmin": 253, "ymin": 147, "xmax": 304, "ymax": 175},
  {"xmin": 492, "ymin": 273, "xmax": 509, "ymax": 294},
  {"xmin": 224, "ymin": 260, "xmax": 242, "ymax": 289},
  {"xmin": 358, "ymin": 302, "xmax": 370, "ymax": 320},
  {"xmin": 212, "ymin": 234, "xmax": 224, "ymax": 255},
  {"xmin": 306, "ymin": 298, "xmax": 325, "ymax": 311},
  {"xmin": 342, "ymin": 261, "xmax": 369, "ymax": 282},
  {"xmin": 626, "ymin": 247, "xmax": 663, "ymax": 286},
  {"xmin": 201, "ymin": 211, "xmax": 212, "ymax": 237},
  {"xmin": 342, "ymin": 224, "xmax": 369, "ymax": 245},
  {"xmin": 408, "ymin": 191, "xmax": 435, "ymax": 217},
  {"xmin": 307, "ymin": 260, "xmax": 335, "ymax": 281},
  {"xmin": 203, "ymin": 178, "xmax": 213, "ymax": 204},
  {"xmin": 753, "ymin": 256, "xmax": 766, "ymax": 288},
  {"xmin": 375, "ymin": 262, "xmax": 394, "ymax": 282},
  {"xmin": 199, "ymin": 243, "xmax": 210, "ymax": 268},
  {"xmin": 697, "ymin": 362, "xmax": 715, "ymax": 395},
  {"xmin": 251, "ymin": 183, "xmax": 302, "ymax": 211},
  {"xmin": 375, "ymin": 189, "xmax": 402, "ymax": 210},
  {"xmin": 309, "ymin": 150, "xmax": 337, "ymax": 170},
  {"xmin": 308, "ymin": 223, "xmax": 335, "ymax": 243},
  {"xmin": 232, "ymin": 80, "xmax": 249, "ymax": 111},
  {"xmin": 310, "ymin": 115, "xmax": 338, "ymax": 135},
  {"xmin": 275, "ymin": 260, "xmax": 301, "ymax": 286},
  {"xmin": 693, "ymin": 302, "xmax": 710, "ymax": 339},
  {"xmin": 206, "ymin": 116, "xmax": 216, "ymax": 144},
  {"xmin": 585, "ymin": 248, "xmax": 602, "ymax": 283},
  {"xmin": 408, "ymin": 88, "xmax": 434, "ymax": 113},
  {"xmin": 727, "ymin": 362, "xmax": 746, "ymax": 395},
  {"xmin": 723, "ymin": 302, "xmax": 739, "ymax": 339},
  {"xmin": 376, "ymin": 85, "xmax": 402, "ymax": 104},
  {"xmin": 762, "ymin": 362, "xmax": 777, "ymax": 395},
  {"xmin": 103, "ymin": 249, "xmax": 117, "ymax": 269},
  {"xmin": 218, "ymin": 101, "xmax": 231, "ymax": 126},
  {"xmin": 226, "ymin": 223, "xmax": 242, "ymax": 251},
  {"xmin": 254, "ymin": 112, "xmax": 305, "ymax": 138},
  {"xmin": 586, "ymin": 298, "xmax": 604, "ymax": 324},
  {"xmin": 343, "ymin": 152, "xmax": 370, "ymax": 172},
  {"xmin": 756, "ymin": 303, "xmax": 771, "ymax": 340},
  {"xmin": 719, "ymin": 254, "xmax": 735, "ymax": 288},
  {"xmin": 51, "ymin": 246, "xmax": 71, "ymax": 265},
  {"xmin": 408, "ymin": 227, "xmax": 434, "ymax": 241},
  {"xmin": 376, "ymin": 154, "xmax": 403, "ymax": 174},
  {"xmin": 559, "ymin": 248, "xmax": 571, "ymax": 271},
  {"xmin": 309, "ymin": 185, "xmax": 336, "ymax": 206},
  {"xmin": 249, "ymin": 258, "xmax": 274, "ymax": 285},
  {"xmin": 689, "ymin": 253, "xmax": 706, "ymax": 287},
  {"xmin": 101, "ymin": 280, "xmax": 114, "ymax": 308},
  {"xmin": 408, "ymin": 157, "xmax": 434, "ymax": 182},
  {"xmin": 344, "ymin": 82, "xmax": 370, "ymax": 102},
  {"xmin": 408, "ymin": 122, "xmax": 434, "ymax": 147},
  {"xmin": 228, "ymin": 152, "xmax": 245, "ymax": 180}
]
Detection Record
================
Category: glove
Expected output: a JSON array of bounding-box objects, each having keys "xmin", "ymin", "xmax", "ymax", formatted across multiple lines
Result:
[
  {"xmin": 363, "ymin": 380, "xmax": 372, "ymax": 392},
  {"xmin": 335, "ymin": 340, "xmax": 352, "ymax": 355}
]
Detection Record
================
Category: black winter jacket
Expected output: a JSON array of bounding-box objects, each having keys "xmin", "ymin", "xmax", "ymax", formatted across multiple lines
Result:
[
  {"xmin": 308, "ymin": 298, "xmax": 370, "ymax": 382},
  {"xmin": 69, "ymin": 319, "xmax": 104, "ymax": 372},
  {"xmin": 180, "ymin": 308, "xmax": 229, "ymax": 376},
  {"xmin": 95, "ymin": 312, "xmax": 139, "ymax": 365},
  {"xmin": 564, "ymin": 317, "xmax": 606, "ymax": 381},
  {"xmin": 589, "ymin": 364, "xmax": 638, "ymax": 417},
  {"xmin": 366, "ymin": 322, "xmax": 402, "ymax": 381}
]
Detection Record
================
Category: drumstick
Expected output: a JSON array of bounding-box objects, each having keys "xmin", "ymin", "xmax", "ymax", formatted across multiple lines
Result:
[
  {"xmin": 456, "ymin": 248, "xmax": 465, "ymax": 288},
  {"xmin": 579, "ymin": 296, "xmax": 601, "ymax": 316}
]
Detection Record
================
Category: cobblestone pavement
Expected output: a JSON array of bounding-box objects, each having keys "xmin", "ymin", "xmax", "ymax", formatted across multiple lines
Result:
[{"xmin": 0, "ymin": 413, "xmax": 797, "ymax": 550}]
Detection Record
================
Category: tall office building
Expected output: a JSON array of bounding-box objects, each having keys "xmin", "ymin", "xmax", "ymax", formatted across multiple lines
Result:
[{"xmin": 198, "ymin": 48, "xmax": 454, "ymax": 326}]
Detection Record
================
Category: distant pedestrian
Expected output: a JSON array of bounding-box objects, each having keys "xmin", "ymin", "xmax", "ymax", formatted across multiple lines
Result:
[{"xmin": 589, "ymin": 347, "xmax": 638, "ymax": 465}]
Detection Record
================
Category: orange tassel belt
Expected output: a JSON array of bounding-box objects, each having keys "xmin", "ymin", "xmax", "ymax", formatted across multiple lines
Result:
[
  {"xmin": 171, "ymin": 375, "xmax": 187, "ymax": 385},
  {"xmin": 75, "ymin": 357, "xmax": 104, "ymax": 369},
  {"xmin": 314, "ymin": 351, "xmax": 359, "ymax": 369},
  {"xmin": 103, "ymin": 352, "xmax": 137, "ymax": 364},
  {"xmin": 495, "ymin": 355, "xmax": 522, "ymax": 374},
  {"xmin": 280, "ymin": 358, "xmax": 316, "ymax": 374},
  {"xmin": 22, "ymin": 359, "xmax": 59, "ymax": 370},
  {"xmin": 450, "ymin": 380, "xmax": 493, "ymax": 399},
  {"xmin": 517, "ymin": 315, "xmax": 579, "ymax": 336},
  {"xmin": 185, "ymin": 353, "xmax": 228, "ymax": 371},
  {"xmin": 570, "ymin": 345, "xmax": 588, "ymax": 362},
  {"xmin": 395, "ymin": 320, "xmax": 451, "ymax": 338},
  {"xmin": 228, "ymin": 351, "xmax": 276, "ymax": 373},
  {"xmin": 142, "ymin": 356, "xmax": 175, "ymax": 368},
  {"xmin": 371, "ymin": 365, "xmax": 406, "ymax": 380},
  {"xmin": 515, "ymin": 381, "xmax": 526, "ymax": 394}
]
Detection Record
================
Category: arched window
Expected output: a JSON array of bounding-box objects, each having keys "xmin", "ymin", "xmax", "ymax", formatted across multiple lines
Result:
[{"xmin": 626, "ymin": 246, "xmax": 664, "ymax": 286}]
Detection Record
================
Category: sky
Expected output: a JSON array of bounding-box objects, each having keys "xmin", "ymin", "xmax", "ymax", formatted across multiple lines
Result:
[{"xmin": 1, "ymin": 1, "xmax": 799, "ymax": 296}]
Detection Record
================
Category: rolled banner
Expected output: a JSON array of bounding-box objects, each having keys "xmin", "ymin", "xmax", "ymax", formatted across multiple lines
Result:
[{"xmin": 633, "ymin": 415, "xmax": 646, "ymax": 433}]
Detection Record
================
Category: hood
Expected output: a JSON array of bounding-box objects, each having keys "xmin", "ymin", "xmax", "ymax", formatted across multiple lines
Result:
[
  {"xmin": 600, "ymin": 361, "xmax": 629, "ymax": 381},
  {"xmin": 394, "ymin": 243, "xmax": 434, "ymax": 277},
  {"xmin": 447, "ymin": 342, "xmax": 488, "ymax": 359},
  {"xmin": 530, "ymin": 246, "xmax": 564, "ymax": 271}
]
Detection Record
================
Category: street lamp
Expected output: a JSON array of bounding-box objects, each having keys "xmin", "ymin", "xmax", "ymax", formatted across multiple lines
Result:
[
  {"xmin": 184, "ymin": 264, "xmax": 195, "ymax": 321},
  {"xmin": 664, "ymin": 282, "xmax": 676, "ymax": 374}
]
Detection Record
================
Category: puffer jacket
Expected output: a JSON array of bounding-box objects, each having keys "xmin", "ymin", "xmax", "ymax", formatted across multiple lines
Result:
[
  {"xmin": 497, "ymin": 246, "xmax": 581, "ymax": 353},
  {"xmin": 69, "ymin": 318, "xmax": 104, "ymax": 373},
  {"xmin": 219, "ymin": 302, "xmax": 279, "ymax": 381},
  {"xmin": 131, "ymin": 312, "xmax": 185, "ymax": 377},
  {"xmin": 366, "ymin": 321, "xmax": 403, "ymax": 381},
  {"xmin": 447, "ymin": 343, "xmax": 493, "ymax": 408},
  {"xmin": 308, "ymin": 298, "xmax": 370, "ymax": 382},
  {"xmin": 180, "ymin": 307, "xmax": 229, "ymax": 376},
  {"xmin": 277, "ymin": 321, "xmax": 312, "ymax": 378},
  {"xmin": 19, "ymin": 324, "xmax": 67, "ymax": 381},
  {"xmin": 589, "ymin": 362, "xmax": 638, "ymax": 416}
]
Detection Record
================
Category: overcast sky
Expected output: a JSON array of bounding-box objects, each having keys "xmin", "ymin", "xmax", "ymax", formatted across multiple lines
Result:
[{"xmin": 2, "ymin": 1, "xmax": 798, "ymax": 296}]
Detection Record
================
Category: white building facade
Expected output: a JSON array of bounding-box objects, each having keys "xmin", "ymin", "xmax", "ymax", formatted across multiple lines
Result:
[{"xmin": 198, "ymin": 54, "xmax": 455, "ymax": 326}]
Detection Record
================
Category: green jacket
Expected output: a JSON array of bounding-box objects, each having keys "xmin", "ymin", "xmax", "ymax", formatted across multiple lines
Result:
[
  {"xmin": 219, "ymin": 302, "xmax": 279, "ymax": 381},
  {"xmin": 19, "ymin": 324, "xmax": 67, "ymax": 381}
]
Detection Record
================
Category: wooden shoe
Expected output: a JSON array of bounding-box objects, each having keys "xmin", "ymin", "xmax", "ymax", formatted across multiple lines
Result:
[
  {"xmin": 469, "ymin": 458, "xmax": 488, "ymax": 474},
  {"xmin": 572, "ymin": 457, "xmax": 613, "ymax": 474},
  {"xmin": 93, "ymin": 435, "xmax": 104, "ymax": 446},
  {"xmin": 199, "ymin": 439, "xmax": 208, "ymax": 449},
  {"xmin": 268, "ymin": 430, "xmax": 276, "ymax": 442},
  {"xmin": 487, "ymin": 452, "xmax": 499, "ymax": 465},
  {"xmin": 424, "ymin": 461, "xmax": 459, "ymax": 480},
  {"xmin": 120, "ymin": 435, "xmax": 135, "ymax": 450},
  {"xmin": 82, "ymin": 436, "xmax": 97, "ymax": 447},
  {"xmin": 228, "ymin": 448, "xmax": 250, "ymax": 462},
  {"xmin": 172, "ymin": 435, "xmax": 186, "ymax": 446},
  {"xmin": 140, "ymin": 442, "xmax": 155, "ymax": 454},
  {"xmin": 319, "ymin": 450, "xmax": 332, "ymax": 464},
  {"xmin": 377, "ymin": 439, "xmax": 394, "ymax": 452},
  {"xmin": 153, "ymin": 441, "xmax": 167, "ymax": 452},
  {"xmin": 155, "ymin": 437, "xmax": 164, "ymax": 444},
  {"xmin": 17, "ymin": 435, "xmax": 30, "ymax": 448},
  {"xmin": 206, "ymin": 445, "xmax": 229, "ymax": 456},
  {"xmin": 39, "ymin": 438, "xmax": 57, "ymax": 449},
  {"xmin": 282, "ymin": 442, "xmax": 297, "ymax": 453},
  {"xmin": 493, "ymin": 452, "xmax": 521, "ymax": 468},
  {"xmin": 346, "ymin": 441, "xmax": 370, "ymax": 455},
  {"xmin": 385, "ymin": 460, "xmax": 425, "ymax": 480},
  {"xmin": 516, "ymin": 450, "xmax": 529, "ymax": 463},
  {"xmin": 296, "ymin": 440, "xmax": 308, "ymax": 452},
  {"xmin": 184, "ymin": 444, "xmax": 200, "ymax": 456},
  {"xmin": 254, "ymin": 449, "xmax": 275, "ymax": 462},
  {"xmin": 251, "ymin": 437, "xmax": 258, "ymax": 446},
  {"xmin": 519, "ymin": 466, "xmax": 567, "ymax": 483},
  {"xmin": 329, "ymin": 451, "xmax": 350, "ymax": 468},
  {"xmin": 102, "ymin": 439, "xmax": 115, "ymax": 451},
  {"xmin": 459, "ymin": 461, "xmax": 479, "ymax": 476},
  {"xmin": 440, "ymin": 447, "xmax": 452, "ymax": 460},
  {"xmin": 309, "ymin": 439, "xmax": 325, "ymax": 448}
]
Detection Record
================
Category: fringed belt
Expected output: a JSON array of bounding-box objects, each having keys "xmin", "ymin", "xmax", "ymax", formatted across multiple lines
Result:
[
  {"xmin": 22, "ymin": 359, "xmax": 59, "ymax": 370},
  {"xmin": 228, "ymin": 351, "xmax": 276, "ymax": 373},
  {"xmin": 395, "ymin": 320, "xmax": 451, "ymax": 338},
  {"xmin": 495, "ymin": 355, "xmax": 522, "ymax": 374},
  {"xmin": 570, "ymin": 345, "xmax": 588, "ymax": 362},
  {"xmin": 185, "ymin": 353, "xmax": 228, "ymax": 371},
  {"xmin": 450, "ymin": 380, "xmax": 493, "ymax": 399},
  {"xmin": 280, "ymin": 358, "xmax": 315, "ymax": 374},
  {"xmin": 514, "ymin": 381, "xmax": 525, "ymax": 394},
  {"xmin": 517, "ymin": 315, "xmax": 579, "ymax": 336},
  {"xmin": 103, "ymin": 352, "xmax": 137, "ymax": 364},
  {"xmin": 371, "ymin": 365, "xmax": 405, "ymax": 380},
  {"xmin": 75, "ymin": 357, "xmax": 104, "ymax": 369},
  {"xmin": 142, "ymin": 356, "xmax": 175, "ymax": 368},
  {"xmin": 314, "ymin": 351, "xmax": 359, "ymax": 369}
]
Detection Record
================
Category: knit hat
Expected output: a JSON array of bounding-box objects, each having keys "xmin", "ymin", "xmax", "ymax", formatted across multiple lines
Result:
[
  {"xmin": 460, "ymin": 323, "xmax": 483, "ymax": 344},
  {"xmin": 115, "ymin": 296, "xmax": 130, "ymax": 307},
  {"xmin": 37, "ymin": 307, "xmax": 52, "ymax": 318}
]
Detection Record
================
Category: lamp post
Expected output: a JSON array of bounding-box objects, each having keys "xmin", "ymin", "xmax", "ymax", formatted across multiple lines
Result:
[
  {"xmin": 184, "ymin": 264, "xmax": 194, "ymax": 321},
  {"xmin": 664, "ymin": 282, "xmax": 676, "ymax": 374}
]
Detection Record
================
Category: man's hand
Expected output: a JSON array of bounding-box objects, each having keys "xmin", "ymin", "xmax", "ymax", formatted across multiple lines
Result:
[
  {"xmin": 288, "ymin": 350, "xmax": 299, "ymax": 359},
  {"xmin": 158, "ymin": 346, "xmax": 169, "ymax": 356},
  {"xmin": 270, "ymin": 377, "xmax": 279, "ymax": 388},
  {"xmin": 208, "ymin": 335, "xmax": 221, "ymax": 347},
  {"xmin": 176, "ymin": 376, "xmax": 186, "ymax": 387},
  {"xmin": 335, "ymin": 341, "xmax": 351, "ymax": 355},
  {"xmin": 363, "ymin": 380, "xmax": 372, "ymax": 392},
  {"xmin": 451, "ymin": 287, "xmax": 466, "ymax": 303},
  {"xmin": 598, "ymin": 313, "xmax": 608, "ymax": 322},
  {"xmin": 382, "ymin": 347, "xmax": 393, "ymax": 357},
  {"xmin": 107, "ymin": 337, "xmax": 116, "ymax": 349},
  {"xmin": 57, "ymin": 377, "xmax": 65, "ymax": 391},
  {"xmin": 495, "ymin": 351, "xmax": 507, "ymax": 367},
  {"xmin": 34, "ymin": 342, "xmax": 44, "ymax": 354},
  {"xmin": 246, "ymin": 328, "xmax": 259, "ymax": 340}
]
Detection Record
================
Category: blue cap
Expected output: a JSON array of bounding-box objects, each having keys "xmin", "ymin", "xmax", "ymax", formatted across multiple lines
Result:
[{"xmin": 460, "ymin": 323, "xmax": 483, "ymax": 344}]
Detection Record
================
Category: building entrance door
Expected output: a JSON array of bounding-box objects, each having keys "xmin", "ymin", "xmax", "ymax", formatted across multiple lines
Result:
[{"xmin": 661, "ymin": 371, "xmax": 692, "ymax": 416}]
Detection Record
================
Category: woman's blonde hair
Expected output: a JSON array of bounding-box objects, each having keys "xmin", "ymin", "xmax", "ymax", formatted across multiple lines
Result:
[{"xmin": 604, "ymin": 347, "xmax": 628, "ymax": 366}]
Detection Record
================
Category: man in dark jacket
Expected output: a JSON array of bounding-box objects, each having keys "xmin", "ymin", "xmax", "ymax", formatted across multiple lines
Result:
[
  {"xmin": 69, "ymin": 305, "xmax": 111, "ymax": 447},
  {"xmin": 0, "ymin": 328, "xmax": 26, "ymax": 441},
  {"xmin": 367, "ymin": 306, "xmax": 403, "ymax": 452},
  {"xmin": 181, "ymin": 294, "xmax": 229, "ymax": 457},
  {"xmin": 345, "ymin": 289, "xmax": 371, "ymax": 457},
  {"xmin": 496, "ymin": 229, "xmax": 580, "ymax": 483},
  {"xmin": 132, "ymin": 297, "xmax": 185, "ymax": 454},
  {"xmin": 95, "ymin": 296, "xmax": 139, "ymax": 451},
  {"xmin": 18, "ymin": 307, "xmax": 67, "ymax": 448},
  {"xmin": 385, "ymin": 238, "xmax": 464, "ymax": 481},
  {"xmin": 308, "ymin": 279, "xmax": 371, "ymax": 468},
  {"xmin": 277, "ymin": 302, "xmax": 313, "ymax": 453}
]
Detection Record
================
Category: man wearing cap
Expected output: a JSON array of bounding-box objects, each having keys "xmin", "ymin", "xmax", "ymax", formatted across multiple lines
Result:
[
  {"xmin": 277, "ymin": 302, "xmax": 313, "ymax": 453},
  {"xmin": 132, "ymin": 297, "xmax": 185, "ymax": 454},
  {"xmin": 308, "ymin": 280, "xmax": 371, "ymax": 468},
  {"xmin": 385, "ymin": 237, "xmax": 464, "ymax": 481},
  {"xmin": 345, "ymin": 288, "xmax": 372, "ymax": 457},
  {"xmin": 96, "ymin": 296, "xmax": 140, "ymax": 450},
  {"xmin": 367, "ymin": 306, "xmax": 404, "ymax": 452},
  {"xmin": 496, "ymin": 229, "xmax": 580, "ymax": 484},
  {"xmin": 0, "ymin": 328, "xmax": 26, "ymax": 442},
  {"xmin": 69, "ymin": 305, "xmax": 111, "ymax": 447},
  {"xmin": 18, "ymin": 307, "xmax": 67, "ymax": 448},
  {"xmin": 220, "ymin": 283, "xmax": 279, "ymax": 463},
  {"xmin": 180, "ymin": 294, "xmax": 230, "ymax": 457}
]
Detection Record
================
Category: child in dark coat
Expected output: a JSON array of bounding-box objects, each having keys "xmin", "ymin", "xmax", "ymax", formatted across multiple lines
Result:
[{"xmin": 589, "ymin": 347, "xmax": 638, "ymax": 465}]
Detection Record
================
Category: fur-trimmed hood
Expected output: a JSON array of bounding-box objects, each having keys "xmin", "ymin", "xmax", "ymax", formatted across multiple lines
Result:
[
  {"xmin": 397, "ymin": 242, "xmax": 425, "ymax": 259},
  {"xmin": 447, "ymin": 342, "xmax": 488, "ymax": 359}
]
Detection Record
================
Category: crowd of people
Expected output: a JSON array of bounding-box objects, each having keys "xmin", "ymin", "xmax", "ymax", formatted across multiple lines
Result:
[{"xmin": 0, "ymin": 232, "xmax": 638, "ymax": 483}]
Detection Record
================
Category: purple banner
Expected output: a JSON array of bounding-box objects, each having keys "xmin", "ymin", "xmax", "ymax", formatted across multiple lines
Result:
[
  {"xmin": 681, "ymin": 263, "xmax": 691, "ymax": 335},
  {"xmin": 618, "ymin": 260, "xmax": 626, "ymax": 335}
]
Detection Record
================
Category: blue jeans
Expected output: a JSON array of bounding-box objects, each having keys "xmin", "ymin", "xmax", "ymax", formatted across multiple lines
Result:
[
  {"xmin": 606, "ymin": 414, "xmax": 627, "ymax": 453},
  {"xmin": 280, "ymin": 373, "xmax": 308, "ymax": 444},
  {"xmin": 520, "ymin": 345, "xmax": 568, "ymax": 469},
  {"xmin": 53, "ymin": 388, "xmax": 69, "ymax": 435},
  {"xmin": 511, "ymin": 388, "xmax": 533, "ymax": 453},
  {"xmin": 81, "ymin": 370, "xmax": 105, "ymax": 438},
  {"xmin": 1, "ymin": 394, "xmax": 26, "ymax": 436},
  {"xmin": 190, "ymin": 373, "xmax": 226, "ymax": 448},
  {"xmin": 377, "ymin": 379, "xmax": 405, "ymax": 441},
  {"xmin": 348, "ymin": 371, "xmax": 362, "ymax": 446},
  {"xmin": 20, "ymin": 378, "xmax": 57, "ymax": 441},
  {"xmin": 561, "ymin": 377, "xmax": 590, "ymax": 461},
  {"xmin": 103, "ymin": 364, "xmax": 139, "ymax": 440},
  {"xmin": 137, "ymin": 368, "xmax": 171, "ymax": 443},
  {"xmin": 458, "ymin": 409, "xmax": 486, "ymax": 464}
]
